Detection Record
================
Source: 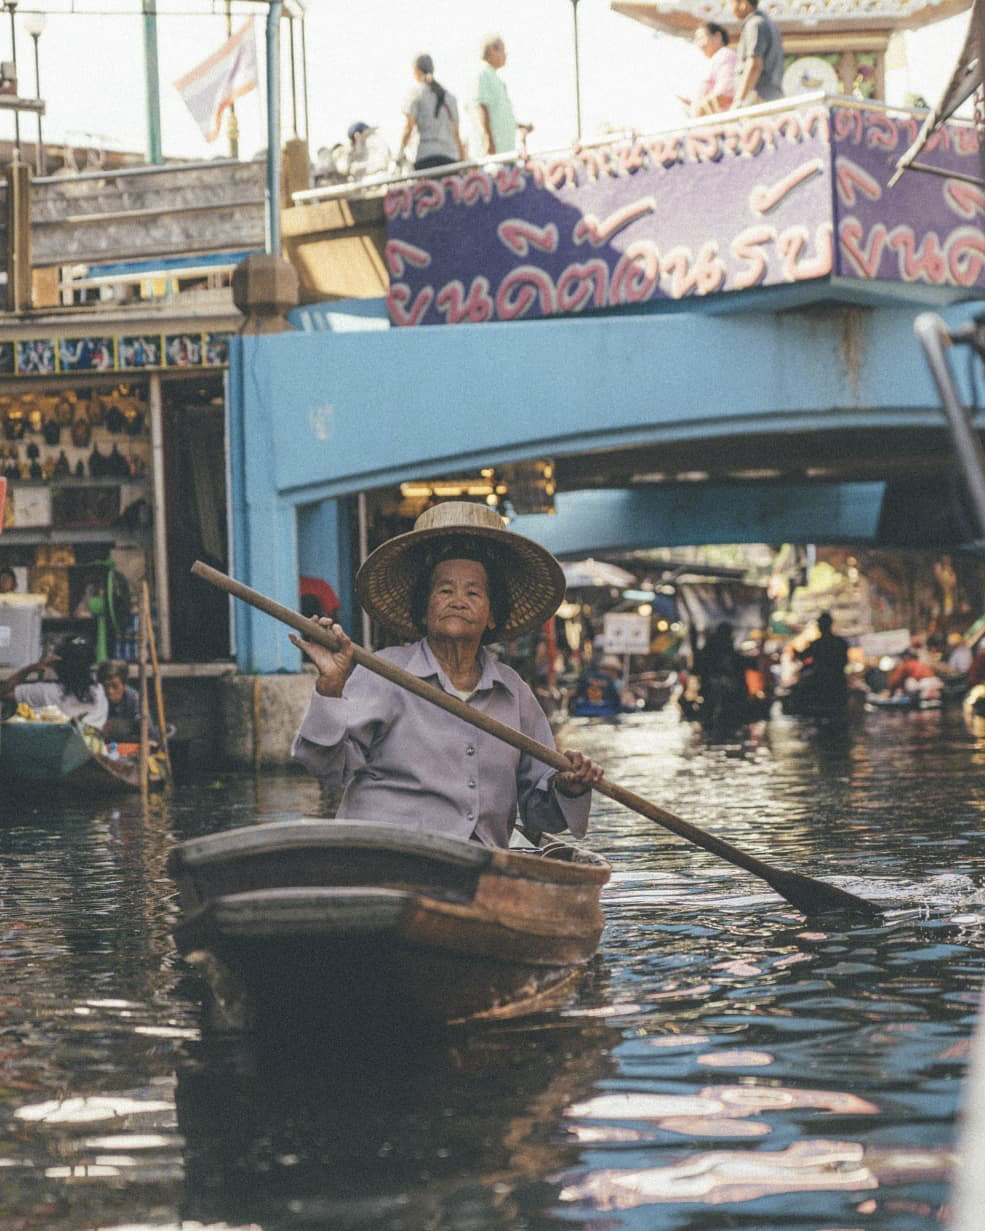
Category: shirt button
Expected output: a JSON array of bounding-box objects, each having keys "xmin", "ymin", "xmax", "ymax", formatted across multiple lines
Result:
[
  {"xmin": 466, "ymin": 745, "xmax": 475, "ymax": 756},
  {"xmin": 467, "ymin": 811, "xmax": 474, "ymax": 821},
  {"xmin": 468, "ymin": 779, "xmax": 476, "ymax": 789}
]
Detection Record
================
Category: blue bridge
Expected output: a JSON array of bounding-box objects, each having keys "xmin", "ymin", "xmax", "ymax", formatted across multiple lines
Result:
[{"xmin": 228, "ymin": 98, "xmax": 985, "ymax": 670}]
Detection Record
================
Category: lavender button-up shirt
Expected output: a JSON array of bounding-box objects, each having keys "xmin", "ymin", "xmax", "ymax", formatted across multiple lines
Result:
[{"xmin": 291, "ymin": 638, "xmax": 591, "ymax": 848}]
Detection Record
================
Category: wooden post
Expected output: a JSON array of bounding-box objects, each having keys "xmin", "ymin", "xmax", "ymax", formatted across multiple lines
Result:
[{"xmin": 142, "ymin": 579, "xmax": 171, "ymax": 778}]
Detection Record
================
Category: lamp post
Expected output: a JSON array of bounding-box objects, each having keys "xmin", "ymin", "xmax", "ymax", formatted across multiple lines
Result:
[
  {"xmin": 21, "ymin": 8, "xmax": 42, "ymax": 174},
  {"xmin": 3, "ymin": 0, "xmax": 20, "ymax": 158},
  {"xmin": 570, "ymin": 0, "xmax": 582, "ymax": 141}
]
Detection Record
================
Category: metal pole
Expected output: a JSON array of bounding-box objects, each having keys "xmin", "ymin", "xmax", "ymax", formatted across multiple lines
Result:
[
  {"xmin": 6, "ymin": 2, "xmax": 20, "ymax": 157},
  {"xmin": 142, "ymin": 0, "xmax": 163, "ymax": 164},
  {"xmin": 30, "ymin": 30, "xmax": 41, "ymax": 174},
  {"xmin": 225, "ymin": 0, "xmax": 238, "ymax": 160},
  {"xmin": 571, "ymin": 0, "xmax": 582, "ymax": 140},
  {"xmin": 300, "ymin": 12, "xmax": 309, "ymax": 140},
  {"xmin": 915, "ymin": 312, "xmax": 985, "ymax": 542},
  {"xmin": 288, "ymin": 13, "xmax": 298, "ymax": 136},
  {"xmin": 265, "ymin": 0, "xmax": 282, "ymax": 254}
]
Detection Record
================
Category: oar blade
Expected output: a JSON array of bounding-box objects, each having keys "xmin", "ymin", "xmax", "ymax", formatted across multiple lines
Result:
[{"xmin": 765, "ymin": 868, "xmax": 883, "ymax": 920}]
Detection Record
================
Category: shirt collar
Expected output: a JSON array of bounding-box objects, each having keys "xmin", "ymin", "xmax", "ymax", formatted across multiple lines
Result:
[{"xmin": 406, "ymin": 638, "xmax": 516, "ymax": 697}]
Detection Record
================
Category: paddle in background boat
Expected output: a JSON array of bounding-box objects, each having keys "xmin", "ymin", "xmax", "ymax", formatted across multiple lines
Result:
[{"xmin": 191, "ymin": 559, "xmax": 882, "ymax": 921}]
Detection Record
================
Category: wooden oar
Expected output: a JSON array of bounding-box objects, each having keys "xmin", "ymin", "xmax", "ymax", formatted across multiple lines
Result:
[{"xmin": 192, "ymin": 560, "xmax": 882, "ymax": 920}]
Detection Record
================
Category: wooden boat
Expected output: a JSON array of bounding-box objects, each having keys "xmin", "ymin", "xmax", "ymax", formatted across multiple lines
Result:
[
  {"xmin": 167, "ymin": 819, "xmax": 611, "ymax": 1031},
  {"xmin": 0, "ymin": 719, "xmax": 165, "ymax": 795}
]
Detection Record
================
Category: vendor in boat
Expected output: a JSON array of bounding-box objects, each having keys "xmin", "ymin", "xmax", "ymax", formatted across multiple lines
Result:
[
  {"xmin": 1, "ymin": 635, "xmax": 108, "ymax": 728},
  {"xmin": 96, "ymin": 659, "xmax": 158, "ymax": 743},
  {"xmin": 290, "ymin": 501, "xmax": 603, "ymax": 848}
]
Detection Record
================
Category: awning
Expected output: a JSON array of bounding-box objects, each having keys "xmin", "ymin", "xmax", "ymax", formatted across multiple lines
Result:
[{"xmin": 890, "ymin": 0, "xmax": 984, "ymax": 186}]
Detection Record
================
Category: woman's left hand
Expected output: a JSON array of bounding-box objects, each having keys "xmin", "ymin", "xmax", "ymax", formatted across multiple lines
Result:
[{"xmin": 554, "ymin": 748, "xmax": 604, "ymax": 797}]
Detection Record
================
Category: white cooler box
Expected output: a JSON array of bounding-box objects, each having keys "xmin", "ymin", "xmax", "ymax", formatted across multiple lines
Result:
[{"xmin": 0, "ymin": 595, "xmax": 45, "ymax": 669}]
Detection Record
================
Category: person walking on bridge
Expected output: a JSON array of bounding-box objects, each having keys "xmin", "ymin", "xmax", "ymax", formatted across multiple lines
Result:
[{"xmin": 731, "ymin": 0, "xmax": 784, "ymax": 107}]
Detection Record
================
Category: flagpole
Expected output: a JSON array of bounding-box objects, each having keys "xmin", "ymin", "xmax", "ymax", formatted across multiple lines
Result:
[
  {"xmin": 142, "ymin": 0, "xmax": 163, "ymax": 164},
  {"xmin": 225, "ymin": 0, "xmax": 239, "ymax": 159},
  {"xmin": 265, "ymin": 0, "xmax": 282, "ymax": 255}
]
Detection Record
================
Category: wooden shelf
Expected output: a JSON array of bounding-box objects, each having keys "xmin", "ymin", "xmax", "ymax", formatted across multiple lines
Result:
[
  {"xmin": 0, "ymin": 527, "xmax": 148, "ymax": 545},
  {"xmin": 2, "ymin": 478, "xmax": 148, "ymax": 488}
]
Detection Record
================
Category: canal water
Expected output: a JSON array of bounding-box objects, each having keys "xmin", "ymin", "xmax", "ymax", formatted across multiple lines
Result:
[{"xmin": 2, "ymin": 703, "xmax": 985, "ymax": 1230}]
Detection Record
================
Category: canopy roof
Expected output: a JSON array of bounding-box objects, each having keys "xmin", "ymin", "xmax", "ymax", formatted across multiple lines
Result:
[{"xmin": 611, "ymin": 0, "xmax": 973, "ymax": 36}]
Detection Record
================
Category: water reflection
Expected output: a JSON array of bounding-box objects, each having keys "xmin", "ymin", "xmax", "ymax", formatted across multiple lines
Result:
[{"xmin": 1, "ymin": 706, "xmax": 985, "ymax": 1228}]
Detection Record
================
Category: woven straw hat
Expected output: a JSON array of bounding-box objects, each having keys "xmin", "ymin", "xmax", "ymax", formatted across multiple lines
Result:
[{"xmin": 356, "ymin": 501, "xmax": 565, "ymax": 642}]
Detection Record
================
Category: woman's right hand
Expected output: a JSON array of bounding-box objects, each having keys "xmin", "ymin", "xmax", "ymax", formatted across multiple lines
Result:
[{"xmin": 290, "ymin": 618, "xmax": 355, "ymax": 697}]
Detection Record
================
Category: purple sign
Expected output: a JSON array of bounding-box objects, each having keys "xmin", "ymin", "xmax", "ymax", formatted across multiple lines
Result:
[
  {"xmin": 384, "ymin": 104, "xmax": 984, "ymax": 327},
  {"xmin": 831, "ymin": 107, "xmax": 984, "ymax": 288}
]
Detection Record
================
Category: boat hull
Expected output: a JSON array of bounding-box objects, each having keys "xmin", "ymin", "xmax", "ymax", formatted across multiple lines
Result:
[
  {"xmin": 168, "ymin": 820, "xmax": 610, "ymax": 1029},
  {"xmin": 0, "ymin": 720, "xmax": 162, "ymax": 796}
]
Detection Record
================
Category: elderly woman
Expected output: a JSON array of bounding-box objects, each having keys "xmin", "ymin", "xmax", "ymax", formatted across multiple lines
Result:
[
  {"xmin": 397, "ymin": 52, "xmax": 466, "ymax": 171},
  {"xmin": 1, "ymin": 635, "xmax": 108, "ymax": 728},
  {"xmin": 291, "ymin": 502, "xmax": 602, "ymax": 848}
]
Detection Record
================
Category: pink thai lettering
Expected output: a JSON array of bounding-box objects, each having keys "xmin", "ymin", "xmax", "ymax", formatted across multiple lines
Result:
[
  {"xmin": 685, "ymin": 129, "xmax": 721, "ymax": 162},
  {"xmin": 384, "ymin": 186, "xmax": 414, "ymax": 220},
  {"xmin": 955, "ymin": 126, "xmax": 981, "ymax": 155},
  {"xmin": 833, "ymin": 108, "xmax": 863, "ymax": 145},
  {"xmin": 738, "ymin": 120, "xmax": 774, "ymax": 158},
  {"xmin": 692, "ymin": 240, "xmax": 728, "ymax": 294},
  {"xmin": 835, "ymin": 157, "xmax": 882, "ymax": 206},
  {"xmin": 435, "ymin": 277, "xmax": 494, "ymax": 323},
  {"xmin": 750, "ymin": 157, "xmax": 826, "ymax": 214},
  {"xmin": 661, "ymin": 241, "xmax": 726, "ymax": 298},
  {"xmin": 731, "ymin": 225, "xmax": 776, "ymax": 290},
  {"xmin": 546, "ymin": 158, "xmax": 578, "ymax": 190},
  {"xmin": 497, "ymin": 218, "xmax": 560, "ymax": 257},
  {"xmin": 495, "ymin": 265, "xmax": 557, "ymax": 320},
  {"xmin": 946, "ymin": 227, "xmax": 985, "ymax": 287},
  {"xmin": 524, "ymin": 161, "xmax": 545, "ymax": 189},
  {"xmin": 458, "ymin": 169, "xmax": 494, "ymax": 205},
  {"xmin": 776, "ymin": 112, "xmax": 804, "ymax": 143},
  {"xmin": 412, "ymin": 180, "xmax": 445, "ymax": 218},
  {"xmin": 887, "ymin": 226, "xmax": 948, "ymax": 284},
  {"xmin": 493, "ymin": 165, "xmax": 527, "ymax": 198},
  {"xmin": 576, "ymin": 149, "xmax": 602, "ymax": 182},
  {"xmin": 898, "ymin": 115, "xmax": 920, "ymax": 146},
  {"xmin": 383, "ymin": 238, "xmax": 432, "ymax": 278},
  {"xmin": 387, "ymin": 282, "xmax": 435, "ymax": 327},
  {"xmin": 864, "ymin": 112, "xmax": 898, "ymax": 151},
  {"xmin": 616, "ymin": 142, "xmax": 647, "ymax": 175},
  {"xmin": 720, "ymin": 123, "xmax": 743, "ymax": 157},
  {"xmin": 926, "ymin": 126, "xmax": 952, "ymax": 153},
  {"xmin": 777, "ymin": 222, "xmax": 834, "ymax": 281},
  {"xmin": 556, "ymin": 260, "xmax": 610, "ymax": 313},
  {"xmin": 573, "ymin": 197, "xmax": 657, "ymax": 247},
  {"xmin": 839, "ymin": 218, "xmax": 887, "ymax": 279},
  {"xmin": 610, "ymin": 241, "xmax": 661, "ymax": 305},
  {"xmin": 802, "ymin": 107, "xmax": 831, "ymax": 143},
  {"xmin": 647, "ymin": 135, "xmax": 681, "ymax": 167},
  {"xmin": 945, "ymin": 180, "xmax": 985, "ymax": 220}
]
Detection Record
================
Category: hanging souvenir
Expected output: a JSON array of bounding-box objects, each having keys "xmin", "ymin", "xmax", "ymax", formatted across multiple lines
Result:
[
  {"xmin": 89, "ymin": 443, "xmax": 106, "ymax": 477},
  {"xmin": 4, "ymin": 408, "xmax": 25, "ymax": 441},
  {"xmin": 55, "ymin": 398, "xmax": 74, "ymax": 425},
  {"xmin": 108, "ymin": 444, "xmax": 129, "ymax": 477},
  {"xmin": 74, "ymin": 459, "xmax": 86, "ymax": 478},
  {"xmin": 42, "ymin": 416, "xmax": 61, "ymax": 445},
  {"xmin": 71, "ymin": 410, "xmax": 91, "ymax": 448},
  {"xmin": 124, "ymin": 407, "xmax": 145, "ymax": 436},
  {"xmin": 27, "ymin": 406, "xmax": 43, "ymax": 434},
  {"xmin": 29, "ymin": 458, "xmax": 43, "ymax": 480},
  {"xmin": 105, "ymin": 404, "xmax": 125, "ymax": 434},
  {"xmin": 53, "ymin": 450, "xmax": 71, "ymax": 478}
]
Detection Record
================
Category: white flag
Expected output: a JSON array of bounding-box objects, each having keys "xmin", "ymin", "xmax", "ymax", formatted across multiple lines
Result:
[{"xmin": 175, "ymin": 20, "xmax": 258, "ymax": 143}]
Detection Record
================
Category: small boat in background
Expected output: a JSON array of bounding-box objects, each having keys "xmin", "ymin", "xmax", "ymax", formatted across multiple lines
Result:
[
  {"xmin": 167, "ymin": 819, "xmax": 611, "ymax": 1032},
  {"xmin": 0, "ymin": 719, "xmax": 166, "ymax": 796}
]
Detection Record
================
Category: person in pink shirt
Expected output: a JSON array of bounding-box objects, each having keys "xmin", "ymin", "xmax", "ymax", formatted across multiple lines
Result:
[{"xmin": 680, "ymin": 21, "xmax": 737, "ymax": 117}]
